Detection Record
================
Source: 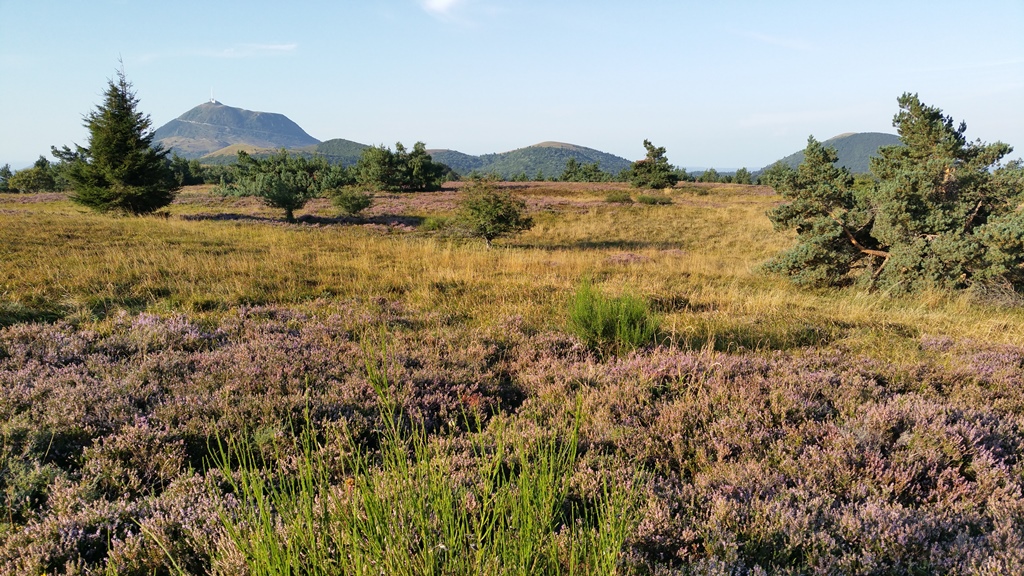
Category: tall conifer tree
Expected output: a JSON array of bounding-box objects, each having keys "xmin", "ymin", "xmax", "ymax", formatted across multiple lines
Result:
[{"xmin": 59, "ymin": 66, "xmax": 177, "ymax": 214}]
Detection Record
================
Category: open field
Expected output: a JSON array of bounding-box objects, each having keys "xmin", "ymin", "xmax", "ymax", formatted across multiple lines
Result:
[{"xmin": 2, "ymin": 183, "xmax": 1024, "ymax": 574}]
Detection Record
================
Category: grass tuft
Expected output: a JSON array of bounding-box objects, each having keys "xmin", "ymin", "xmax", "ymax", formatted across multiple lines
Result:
[
  {"xmin": 567, "ymin": 280, "xmax": 660, "ymax": 355},
  {"xmin": 209, "ymin": 339, "xmax": 639, "ymax": 575}
]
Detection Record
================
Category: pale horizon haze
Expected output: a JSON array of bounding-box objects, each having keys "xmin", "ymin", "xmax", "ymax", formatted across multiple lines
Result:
[{"xmin": 1, "ymin": 0, "xmax": 1022, "ymax": 171}]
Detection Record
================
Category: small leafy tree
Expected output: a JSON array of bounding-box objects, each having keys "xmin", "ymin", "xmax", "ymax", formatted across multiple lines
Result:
[
  {"xmin": 630, "ymin": 139, "xmax": 679, "ymax": 189},
  {"xmin": 354, "ymin": 144, "xmax": 399, "ymax": 192},
  {"xmin": 59, "ymin": 67, "xmax": 177, "ymax": 214},
  {"xmin": 734, "ymin": 167, "xmax": 752, "ymax": 184},
  {"xmin": 457, "ymin": 176, "xmax": 533, "ymax": 247},
  {"xmin": 767, "ymin": 93, "xmax": 1024, "ymax": 293},
  {"xmin": 235, "ymin": 150, "xmax": 321, "ymax": 223}
]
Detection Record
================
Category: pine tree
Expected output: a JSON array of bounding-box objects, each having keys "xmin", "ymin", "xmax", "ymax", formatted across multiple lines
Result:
[
  {"xmin": 61, "ymin": 66, "xmax": 177, "ymax": 214},
  {"xmin": 0, "ymin": 164, "xmax": 11, "ymax": 192},
  {"xmin": 234, "ymin": 150, "xmax": 321, "ymax": 223},
  {"xmin": 767, "ymin": 94, "xmax": 1024, "ymax": 292},
  {"xmin": 630, "ymin": 140, "xmax": 679, "ymax": 189}
]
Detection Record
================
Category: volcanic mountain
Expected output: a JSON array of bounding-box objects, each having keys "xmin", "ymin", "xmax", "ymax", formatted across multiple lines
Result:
[{"xmin": 152, "ymin": 101, "xmax": 320, "ymax": 159}]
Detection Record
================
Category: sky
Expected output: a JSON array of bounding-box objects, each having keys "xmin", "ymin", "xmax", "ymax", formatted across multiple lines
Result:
[{"xmin": 1, "ymin": 0, "xmax": 1022, "ymax": 170}]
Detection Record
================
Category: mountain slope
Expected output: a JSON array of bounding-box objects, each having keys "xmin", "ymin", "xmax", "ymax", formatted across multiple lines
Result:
[
  {"xmin": 767, "ymin": 132, "xmax": 903, "ymax": 174},
  {"xmin": 153, "ymin": 101, "xmax": 320, "ymax": 159},
  {"xmin": 430, "ymin": 142, "xmax": 632, "ymax": 179}
]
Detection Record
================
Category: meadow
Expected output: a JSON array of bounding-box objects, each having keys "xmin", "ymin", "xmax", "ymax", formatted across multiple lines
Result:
[{"xmin": 1, "ymin": 182, "xmax": 1023, "ymax": 574}]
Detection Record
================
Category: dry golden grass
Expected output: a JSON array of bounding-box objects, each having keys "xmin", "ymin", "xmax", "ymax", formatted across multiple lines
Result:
[{"xmin": 2, "ymin": 184, "xmax": 1022, "ymax": 357}]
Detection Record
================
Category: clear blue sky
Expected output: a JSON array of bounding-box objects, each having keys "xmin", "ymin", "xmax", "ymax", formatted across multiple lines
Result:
[{"xmin": 2, "ymin": 0, "xmax": 1022, "ymax": 170}]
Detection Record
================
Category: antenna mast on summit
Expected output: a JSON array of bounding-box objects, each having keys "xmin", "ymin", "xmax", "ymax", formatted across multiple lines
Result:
[{"xmin": 210, "ymin": 88, "xmax": 216, "ymax": 104}]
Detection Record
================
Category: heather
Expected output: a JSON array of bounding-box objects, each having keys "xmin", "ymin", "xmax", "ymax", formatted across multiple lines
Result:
[
  {"xmin": 0, "ymin": 303, "xmax": 1022, "ymax": 574},
  {"xmin": 2, "ymin": 184, "xmax": 1024, "ymax": 574}
]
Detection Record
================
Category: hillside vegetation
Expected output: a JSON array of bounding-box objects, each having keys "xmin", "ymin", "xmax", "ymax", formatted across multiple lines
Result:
[
  {"xmin": 2, "ymin": 182, "xmax": 1024, "ymax": 574},
  {"xmin": 429, "ymin": 141, "xmax": 633, "ymax": 179},
  {"xmin": 767, "ymin": 132, "xmax": 902, "ymax": 174}
]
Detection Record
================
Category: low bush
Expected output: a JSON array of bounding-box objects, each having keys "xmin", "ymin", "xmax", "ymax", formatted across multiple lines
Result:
[
  {"xmin": 636, "ymin": 193, "xmax": 672, "ymax": 205},
  {"xmin": 605, "ymin": 190, "xmax": 633, "ymax": 204},
  {"xmin": 419, "ymin": 215, "xmax": 451, "ymax": 232},
  {"xmin": 331, "ymin": 187, "xmax": 373, "ymax": 216}
]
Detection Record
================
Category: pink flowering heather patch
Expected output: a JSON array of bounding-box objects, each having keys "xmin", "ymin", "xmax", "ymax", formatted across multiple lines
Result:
[{"xmin": 1, "ymin": 305, "xmax": 1023, "ymax": 574}]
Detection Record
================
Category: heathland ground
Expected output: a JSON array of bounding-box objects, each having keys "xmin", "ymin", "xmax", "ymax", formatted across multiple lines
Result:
[{"xmin": 2, "ymin": 182, "xmax": 1023, "ymax": 574}]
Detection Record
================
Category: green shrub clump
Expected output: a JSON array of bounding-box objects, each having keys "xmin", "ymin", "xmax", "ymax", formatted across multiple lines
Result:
[
  {"xmin": 568, "ymin": 281, "xmax": 660, "ymax": 355},
  {"xmin": 457, "ymin": 176, "xmax": 533, "ymax": 247},
  {"xmin": 636, "ymin": 194, "xmax": 672, "ymax": 205},
  {"xmin": 605, "ymin": 190, "xmax": 633, "ymax": 204},
  {"xmin": 331, "ymin": 187, "xmax": 373, "ymax": 216}
]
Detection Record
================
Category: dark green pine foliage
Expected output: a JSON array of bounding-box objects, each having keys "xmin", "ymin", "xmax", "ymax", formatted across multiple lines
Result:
[
  {"xmin": 63, "ymin": 68, "xmax": 177, "ymax": 214},
  {"xmin": 697, "ymin": 168, "xmax": 720, "ymax": 183},
  {"xmin": 354, "ymin": 142, "xmax": 447, "ymax": 192},
  {"xmin": 400, "ymin": 142, "xmax": 448, "ymax": 191},
  {"xmin": 0, "ymin": 164, "xmax": 12, "ymax": 192},
  {"xmin": 235, "ymin": 150, "xmax": 327, "ymax": 223},
  {"xmin": 868, "ymin": 93, "xmax": 1022, "ymax": 292},
  {"xmin": 560, "ymin": 157, "xmax": 611, "ymax": 182},
  {"xmin": 767, "ymin": 93, "xmax": 1024, "ymax": 292},
  {"xmin": 765, "ymin": 137, "xmax": 875, "ymax": 287},
  {"xmin": 630, "ymin": 140, "xmax": 679, "ymax": 189}
]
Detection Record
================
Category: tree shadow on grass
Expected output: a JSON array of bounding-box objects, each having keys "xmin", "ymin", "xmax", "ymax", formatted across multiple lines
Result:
[
  {"xmin": 0, "ymin": 302, "xmax": 63, "ymax": 328},
  {"xmin": 179, "ymin": 213, "xmax": 279, "ymax": 223},
  {"xmin": 523, "ymin": 239, "xmax": 683, "ymax": 251},
  {"xmin": 179, "ymin": 213, "xmax": 425, "ymax": 228},
  {"xmin": 297, "ymin": 214, "xmax": 425, "ymax": 227}
]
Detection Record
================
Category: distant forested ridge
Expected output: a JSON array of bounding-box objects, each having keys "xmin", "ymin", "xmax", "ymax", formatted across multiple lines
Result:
[
  {"xmin": 765, "ymin": 132, "xmax": 902, "ymax": 174},
  {"xmin": 429, "ymin": 142, "xmax": 633, "ymax": 179}
]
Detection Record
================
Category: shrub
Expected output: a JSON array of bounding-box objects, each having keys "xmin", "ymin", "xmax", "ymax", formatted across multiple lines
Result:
[
  {"xmin": 457, "ymin": 177, "xmax": 533, "ymax": 247},
  {"xmin": 636, "ymin": 193, "xmax": 672, "ymax": 205},
  {"xmin": 419, "ymin": 216, "xmax": 450, "ymax": 232},
  {"xmin": 331, "ymin": 187, "xmax": 373, "ymax": 216},
  {"xmin": 355, "ymin": 141, "xmax": 448, "ymax": 192},
  {"xmin": 234, "ymin": 150, "xmax": 322, "ymax": 223},
  {"xmin": 567, "ymin": 281, "xmax": 660, "ymax": 355},
  {"xmin": 605, "ymin": 191, "xmax": 633, "ymax": 204}
]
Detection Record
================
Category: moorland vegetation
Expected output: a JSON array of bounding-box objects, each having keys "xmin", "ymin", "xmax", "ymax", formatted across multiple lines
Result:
[{"xmin": 1, "ymin": 72, "xmax": 1024, "ymax": 575}]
